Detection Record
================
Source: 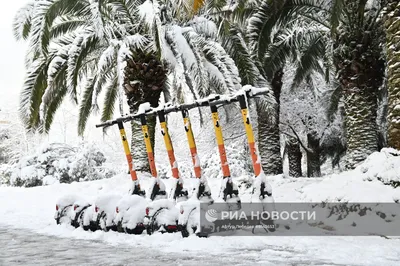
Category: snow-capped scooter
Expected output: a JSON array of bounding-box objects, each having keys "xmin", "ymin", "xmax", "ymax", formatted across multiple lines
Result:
[
  {"xmin": 157, "ymin": 109, "xmax": 188, "ymax": 201},
  {"xmin": 209, "ymin": 99, "xmax": 241, "ymax": 208},
  {"xmin": 178, "ymin": 108, "xmax": 214, "ymax": 237},
  {"xmin": 237, "ymin": 92, "xmax": 273, "ymax": 200},
  {"xmin": 139, "ymin": 112, "xmax": 181, "ymax": 234},
  {"xmin": 117, "ymin": 121, "xmax": 145, "ymax": 196},
  {"xmin": 237, "ymin": 91, "xmax": 275, "ymax": 233}
]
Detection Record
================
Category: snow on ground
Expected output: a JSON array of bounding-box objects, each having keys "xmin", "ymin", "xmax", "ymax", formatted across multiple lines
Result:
[
  {"xmin": 1, "ymin": 149, "xmax": 400, "ymax": 265},
  {"xmin": 1, "ymin": 99, "xmax": 400, "ymax": 264}
]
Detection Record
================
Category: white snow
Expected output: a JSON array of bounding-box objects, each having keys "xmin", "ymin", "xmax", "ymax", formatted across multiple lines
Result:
[
  {"xmin": 94, "ymin": 193, "xmax": 122, "ymax": 228},
  {"xmin": 137, "ymin": 102, "xmax": 152, "ymax": 115},
  {"xmin": 114, "ymin": 195, "xmax": 148, "ymax": 229},
  {"xmin": 1, "ymin": 160, "xmax": 400, "ymax": 264}
]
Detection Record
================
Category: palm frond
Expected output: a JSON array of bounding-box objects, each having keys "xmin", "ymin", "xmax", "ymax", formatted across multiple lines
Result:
[
  {"xmin": 29, "ymin": 0, "xmax": 90, "ymax": 57},
  {"xmin": 19, "ymin": 56, "xmax": 49, "ymax": 130},
  {"xmin": 78, "ymin": 75, "xmax": 97, "ymax": 136},
  {"xmin": 13, "ymin": 1, "xmax": 35, "ymax": 40},
  {"xmin": 182, "ymin": 30, "xmax": 210, "ymax": 98},
  {"xmin": 41, "ymin": 47, "xmax": 69, "ymax": 121},
  {"xmin": 223, "ymin": 25, "xmax": 260, "ymax": 85},
  {"xmin": 67, "ymin": 31, "xmax": 99, "ymax": 103},
  {"xmin": 43, "ymin": 85, "xmax": 68, "ymax": 132},
  {"xmin": 101, "ymin": 76, "xmax": 119, "ymax": 122},
  {"xmin": 49, "ymin": 17, "xmax": 87, "ymax": 39},
  {"xmin": 291, "ymin": 34, "xmax": 326, "ymax": 89}
]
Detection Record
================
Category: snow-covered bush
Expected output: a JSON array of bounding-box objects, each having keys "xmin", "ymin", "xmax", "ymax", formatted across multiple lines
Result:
[
  {"xmin": 0, "ymin": 164, "xmax": 12, "ymax": 186},
  {"xmin": 359, "ymin": 148, "xmax": 400, "ymax": 188},
  {"xmin": 7, "ymin": 143, "xmax": 115, "ymax": 187},
  {"xmin": 202, "ymin": 140, "xmax": 252, "ymax": 181}
]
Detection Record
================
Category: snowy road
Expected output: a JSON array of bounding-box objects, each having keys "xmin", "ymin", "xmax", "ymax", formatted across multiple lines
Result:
[{"xmin": 0, "ymin": 226, "xmax": 364, "ymax": 266}]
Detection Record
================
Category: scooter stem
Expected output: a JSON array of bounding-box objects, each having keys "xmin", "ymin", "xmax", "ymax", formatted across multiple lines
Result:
[
  {"xmin": 117, "ymin": 122, "xmax": 138, "ymax": 181},
  {"xmin": 181, "ymin": 109, "xmax": 201, "ymax": 178},
  {"xmin": 210, "ymin": 105, "xmax": 231, "ymax": 178},
  {"xmin": 238, "ymin": 95, "xmax": 262, "ymax": 176},
  {"xmin": 157, "ymin": 110, "xmax": 179, "ymax": 179},
  {"xmin": 140, "ymin": 114, "xmax": 157, "ymax": 178}
]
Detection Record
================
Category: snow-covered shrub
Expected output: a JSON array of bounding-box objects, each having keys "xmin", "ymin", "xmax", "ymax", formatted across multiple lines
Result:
[
  {"xmin": 359, "ymin": 148, "xmax": 400, "ymax": 188},
  {"xmin": 0, "ymin": 164, "xmax": 12, "ymax": 186},
  {"xmin": 8, "ymin": 143, "xmax": 115, "ymax": 187},
  {"xmin": 0, "ymin": 128, "xmax": 10, "ymax": 164},
  {"xmin": 202, "ymin": 140, "xmax": 252, "ymax": 181}
]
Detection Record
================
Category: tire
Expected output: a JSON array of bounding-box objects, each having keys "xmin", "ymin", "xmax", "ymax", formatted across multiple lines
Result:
[
  {"xmin": 97, "ymin": 212, "xmax": 108, "ymax": 231},
  {"xmin": 55, "ymin": 205, "xmax": 72, "ymax": 225},
  {"xmin": 146, "ymin": 226, "xmax": 154, "ymax": 235},
  {"xmin": 180, "ymin": 225, "xmax": 189, "ymax": 238},
  {"xmin": 146, "ymin": 208, "xmax": 165, "ymax": 235},
  {"xmin": 125, "ymin": 226, "xmax": 145, "ymax": 235},
  {"xmin": 117, "ymin": 221, "xmax": 124, "ymax": 233}
]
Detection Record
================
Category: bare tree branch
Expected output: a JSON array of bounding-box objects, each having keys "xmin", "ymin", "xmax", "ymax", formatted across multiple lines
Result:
[{"xmin": 281, "ymin": 122, "xmax": 314, "ymax": 154}]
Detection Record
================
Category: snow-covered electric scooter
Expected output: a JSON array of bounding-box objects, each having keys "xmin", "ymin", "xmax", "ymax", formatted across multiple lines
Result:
[
  {"xmin": 178, "ymin": 108, "xmax": 214, "ymax": 237},
  {"xmin": 140, "ymin": 112, "xmax": 181, "ymax": 235},
  {"xmin": 209, "ymin": 99, "xmax": 241, "ymax": 208}
]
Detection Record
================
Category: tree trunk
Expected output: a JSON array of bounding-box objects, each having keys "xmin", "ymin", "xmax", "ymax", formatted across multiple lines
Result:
[
  {"xmin": 333, "ymin": 1, "xmax": 384, "ymax": 169},
  {"xmin": 286, "ymin": 138, "xmax": 302, "ymax": 177},
  {"xmin": 258, "ymin": 69, "xmax": 283, "ymax": 175},
  {"xmin": 124, "ymin": 51, "xmax": 167, "ymax": 173},
  {"xmin": 343, "ymin": 91, "xmax": 379, "ymax": 169},
  {"xmin": 384, "ymin": 0, "xmax": 400, "ymax": 150},
  {"xmin": 306, "ymin": 132, "xmax": 321, "ymax": 177}
]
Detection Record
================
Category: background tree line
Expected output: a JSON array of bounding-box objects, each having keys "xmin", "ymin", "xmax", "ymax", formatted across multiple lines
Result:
[{"xmin": 13, "ymin": 0, "xmax": 400, "ymax": 177}]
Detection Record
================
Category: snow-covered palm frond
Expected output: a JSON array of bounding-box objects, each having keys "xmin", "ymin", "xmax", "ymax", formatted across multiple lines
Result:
[
  {"xmin": 92, "ymin": 43, "xmax": 118, "ymax": 107},
  {"xmin": 138, "ymin": 0, "xmax": 160, "ymax": 28},
  {"xmin": 67, "ymin": 30, "xmax": 99, "ymax": 103},
  {"xmin": 19, "ymin": 56, "xmax": 49, "ymax": 130},
  {"xmin": 101, "ymin": 74, "xmax": 119, "ymax": 122},
  {"xmin": 182, "ymin": 30, "xmax": 209, "ymax": 98},
  {"xmin": 124, "ymin": 33, "xmax": 151, "ymax": 50},
  {"xmin": 13, "ymin": 1, "xmax": 35, "ymax": 40},
  {"xmin": 291, "ymin": 33, "xmax": 327, "ymax": 89},
  {"xmin": 246, "ymin": 0, "xmax": 277, "ymax": 59},
  {"xmin": 188, "ymin": 16, "xmax": 218, "ymax": 38},
  {"xmin": 29, "ymin": 0, "xmax": 53, "ymax": 57},
  {"xmin": 222, "ymin": 25, "xmax": 261, "ymax": 85},
  {"xmin": 106, "ymin": 0, "xmax": 140, "ymax": 25},
  {"xmin": 49, "ymin": 16, "xmax": 87, "ymax": 39},
  {"xmin": 90, "ymin": 0, "xmax": 111, "ymax": 38},
  {"xmin": 78, "ymin": 75, "xmax": 97, "ymax": 135},
  {"xmin": 168, "ymin": 26, "xmax": 198, "ymax": 75},
  {"xmin": 40, "ymin": 46, "xmax": 69, "ymax": 120},
  {"xmin": 28, "ymin": 0, "xmax": 90, "ymax": 57},
  {"xmin": 43, "ymin": 84, "xmax": 68, "ymax": 132},
  {"xmin": 203, "ymin": 40, "xmax": 241, "ymax": 93}
]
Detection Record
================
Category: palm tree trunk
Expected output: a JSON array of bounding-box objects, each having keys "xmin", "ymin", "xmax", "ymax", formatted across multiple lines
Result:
[
  {"xmin": 343, "ymin": 90, "xmax": 379, "ymax": 169},
  {"xmin": 124, "ymin": 52, "xmax": 167, "ymax": 173},
  {"xmin": 286, "ymin": 138, "xmax": 302, "ymax": 177},
  {"xmin": 306, "ymin": 132, "xmax": 321, "ymax": 177},
  {"xmin": 384, "ymin": 0, "xmax": 400, "ymax": 150},
  {"xmin": 258, "ymin": 69, "xmax": 283, "ymax": 175},
  {"xmin": 333, "ymin": 1, "xmax": 384, "ymax": 169}
]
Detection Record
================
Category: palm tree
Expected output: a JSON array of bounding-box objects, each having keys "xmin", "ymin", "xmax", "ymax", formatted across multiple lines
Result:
[
  {"xmin": 250, "ymin": 0, "xmax": 385, "ymax": 169},
  {"xmin": 213, "ymin": 0, "xmax": 331, "ymax": 175},
  {"xmin": 13, "ymin": 0, "xmax": 244, "ymax": 172},
  {"xmin": 383, "ymin": 0, "xmax": 400, "ymax": 150},
  {"xmin": 330, "ymin": 0, "xmax": 385, "ymax": 168}
]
